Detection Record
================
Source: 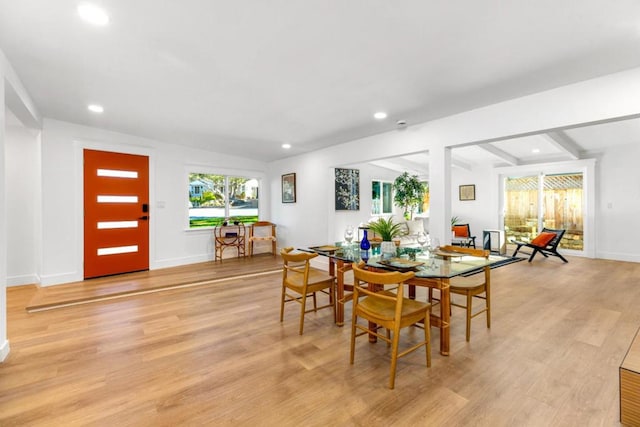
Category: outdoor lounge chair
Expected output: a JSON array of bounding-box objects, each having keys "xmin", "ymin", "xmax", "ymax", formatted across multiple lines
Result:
[{"xmin": 512, "ymin": 228, "xmax": 568, "ymax": 263}]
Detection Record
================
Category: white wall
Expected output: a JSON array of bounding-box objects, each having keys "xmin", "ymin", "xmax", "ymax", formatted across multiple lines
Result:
[
  {"xmin": 594, "ymin": 143, "xmax": 640, "ymax": 262},
  {"xmin": 331, "ymin": 163, "xmax": 404, "ymax": 244},
  {"xmin": 268, "ymin": 68, "xmax": 640, "ymax": 263},
  {"xmin": 0, "ymin": 56, "xmax": 638, "ymax": 292},
  {"xmin": 1, "ymin": 78, "xmax": 7, "ymax": 362},
  {"xmin": 2, "ymin": 47, "xmax": 42, "ymax": 362},
  {"xmin": 270, "ymin": 158, "xmax": 414, "ymax": 250},
  {"xmin": 32, "ymin": 67, "xmax": 640, "ymax": 286},
  {"xmin": 451, "ymin": 163, "xmax": 496, "ymax": 238},
  {"xmin": 5, "ymin": 112, "xmax": 40, "ymax": 286},
  {"xmin": 269, "ymin": 153, "xmax": 331, "ymax": 250},
  {"xmin": 39, "ymin": 119, "xmax": 269, "ymax": 286}
]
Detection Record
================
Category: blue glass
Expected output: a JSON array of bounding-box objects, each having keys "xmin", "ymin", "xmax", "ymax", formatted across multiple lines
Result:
[{"xmin": 360, "ymin": 229, "xmax": 371, "ymax": 250}]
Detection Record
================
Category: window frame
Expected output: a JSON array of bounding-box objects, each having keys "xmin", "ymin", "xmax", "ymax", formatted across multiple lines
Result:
[
  {"xmin": 371, "ymin": 179, "xmax": 393, "ymax": 216},
  {"xmin": 186, "ymin": 167, "xmax": 263, "ymax": 230},
  {"xmin": 495, "ymin": 159, "xmax": 595, "ymax": 258}
]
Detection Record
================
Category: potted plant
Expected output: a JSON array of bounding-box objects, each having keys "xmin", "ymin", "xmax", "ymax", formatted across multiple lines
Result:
[
  {"xmin": 367, "ymin": 217, "xmax": 405, "ymax": 242},
  {"xmin": 393, "ymin": 172, "xmax": 427, "ymax": 220}
]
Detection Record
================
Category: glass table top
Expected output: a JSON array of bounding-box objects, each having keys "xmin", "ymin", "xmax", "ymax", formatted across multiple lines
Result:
[{"xmin": 306, "ymin": 243, "xmax": 508, "ymax": 279}]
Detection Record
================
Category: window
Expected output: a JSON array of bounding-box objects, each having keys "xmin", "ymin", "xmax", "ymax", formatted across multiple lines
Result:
[
  {"xmin": 417, "ymin": 181, "xmax": 429, "ymax": 214},
  {"xmin": 504, "ymin": 172, "xmax": 583, "ymax": 250},
  {"xmin": 371, "ymin": 180, "xmax": 393, "ymax": 215},
  {"xmin": 188, "ymin": 173, "xmax": 259, "ymax": 228}
]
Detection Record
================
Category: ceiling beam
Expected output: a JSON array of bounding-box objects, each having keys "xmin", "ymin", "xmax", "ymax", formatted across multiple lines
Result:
[
  {"xmin": 368, "ymin": 160, "xmax": 404, "ymax": 174},
  {"xmin": 451, "ymin": 157, "xmax": 473, "ymax": 171},
  {"xmin": 388, "ymin": 157, "xmax": 428, "ymax": 174},
  {"xmin": 477, "ymin": 143, "xmax": 519, "ymax": 165},
  {"xmin": 369, "ymin": 158, "xmax": 428, "ymax": 177},
  {"xmin": 543, "ymin": 131, "xmax": 581, "ymax": 160}
]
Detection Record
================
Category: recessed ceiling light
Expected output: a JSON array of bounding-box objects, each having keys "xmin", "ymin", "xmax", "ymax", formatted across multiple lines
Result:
[
  {"xmin": 78, "ymin": 3, "xmax": 110, "ymax": 26},
  {"xmin": 532, "ymin": 148, "xmax": 540, "ymax": 153},
  {"xmin": 88, "ymin": 104, "xmax": 104, "ymax": 113},
  {"xmin": 282, "ymin": 143, "xmax": 291, "ymax": 149},
  {"xmin": 373, "ymin": 112, "xmax": 387, "ymax": 120}
]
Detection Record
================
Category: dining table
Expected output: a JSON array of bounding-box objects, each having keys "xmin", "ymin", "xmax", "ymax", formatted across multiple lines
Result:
[{"xmin": 306, "ymin": 244, "xmax": 509, "ymax": 356}]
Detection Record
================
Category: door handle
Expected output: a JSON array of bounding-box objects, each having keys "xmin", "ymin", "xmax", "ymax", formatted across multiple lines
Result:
[{"xmin": 138, "ymin": 216, "xmax": 149, "ymax": 221}]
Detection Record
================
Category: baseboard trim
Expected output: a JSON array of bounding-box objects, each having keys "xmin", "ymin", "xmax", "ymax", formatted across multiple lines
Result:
[
  {"xmin": 151, "ymin": 254, "xmax": 211, "ymax": 270},
  {"xmin": 6, "ymin": 274, "xmax": 39, "ymax": 287},
  {"xmin": 597, "ymin": 252, "xmax": 640, "ymax": 263},
  {"xmin": 0, "ymin": 339, "xmax": 10, "ymax": 362},
  {"xmin": 40, "ymin": 271, "xmax": 82, "ymax": 287}
]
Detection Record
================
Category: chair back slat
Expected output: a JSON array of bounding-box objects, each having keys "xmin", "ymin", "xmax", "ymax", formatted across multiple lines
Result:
[{"xmin": 540, "ymin": 228, "xmax": 565, "ymax": 249}]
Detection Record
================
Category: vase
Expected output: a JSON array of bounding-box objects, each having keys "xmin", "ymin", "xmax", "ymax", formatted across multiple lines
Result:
[
  {"xmin": 360, "ymin": 230, "xmax": 370, "ymax": 261},
  {"xmin": 360, "ymin": 230, "xmax": 371, "ymax": 250},
  {"xmin": 381, "ymin": 241, "xmax": 395, "ymax": 259}
]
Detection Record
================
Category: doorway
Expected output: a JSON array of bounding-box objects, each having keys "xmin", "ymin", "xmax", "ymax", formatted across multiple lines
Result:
[
  {"xmin": 83, "ymin": 149, "xmax": 149, "ymax": 279},
  {"xmin": 503, "ymin": 172, "xmax": 584, "ymax": 251}
]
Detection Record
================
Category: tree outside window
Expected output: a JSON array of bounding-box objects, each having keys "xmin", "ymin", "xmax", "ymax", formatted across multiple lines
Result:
[{"xmin": 188, "ymin": 173, "xmax": 259, "ymax": 227}]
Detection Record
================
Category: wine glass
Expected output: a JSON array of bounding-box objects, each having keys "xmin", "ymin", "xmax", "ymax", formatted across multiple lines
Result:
[
  {"xmin": 344, "ymin": 225, "xmax": 354, "ymax": 245},
  {"xmin": 416, "ymin": 231, "xmax": 428, "ymax": 254},
  {"xmin": 428, "ymin": 237, "xmax": 440, "ymax": 269},
  {"xmin": 431, "ymin": 237, "xmax": 440, "ymax": 250}
]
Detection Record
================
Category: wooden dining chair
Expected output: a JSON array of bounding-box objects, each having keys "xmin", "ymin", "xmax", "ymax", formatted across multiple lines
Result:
[
  {"xmin": 438, "ymin": 245, "xmax": 491, "ymax": 342},
  {"xmin": 350, "ymin": 262, "xmax": 431, "ymax": 389},
  {"xmin": 280, "ymin": 247, "xmax": 336, "ymax": 335},
  {"xmin": 249, "ymin": 221, "xmax": 277, "ymax": 256}
]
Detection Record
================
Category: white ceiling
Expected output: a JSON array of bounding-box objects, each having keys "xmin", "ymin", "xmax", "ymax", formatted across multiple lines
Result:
[{"xmin": 1, "ymin": 1, "xmax": 639, "ymax": 165}]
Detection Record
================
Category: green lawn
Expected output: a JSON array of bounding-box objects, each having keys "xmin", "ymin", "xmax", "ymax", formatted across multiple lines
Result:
[{"xmin": 189, "ymin": 216, "xmax": 259, "ymax": 228}]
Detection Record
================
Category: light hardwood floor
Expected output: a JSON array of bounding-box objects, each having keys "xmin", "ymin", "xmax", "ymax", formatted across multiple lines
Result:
[
  {"xmin": 26, "ymin": 254, "xmax": 283, "ymax": 311},
  {"xmin": 2, "ymin": 255, "xmax": 640, "ymax": 426}
]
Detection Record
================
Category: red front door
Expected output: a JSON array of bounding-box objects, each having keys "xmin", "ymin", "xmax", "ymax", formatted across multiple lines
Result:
[{"xmin": 84, "ymin": 149, "xmax": 149, "ymax": 279}]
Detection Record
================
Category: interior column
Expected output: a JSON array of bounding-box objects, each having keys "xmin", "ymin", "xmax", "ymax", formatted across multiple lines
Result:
[
  {"xmin": 428, "ymin": 144, "xmax": 452, "ymax": 245},
  {"xmin": 0, "ymin": 79, "xmax": 9, "ymax": 362}
]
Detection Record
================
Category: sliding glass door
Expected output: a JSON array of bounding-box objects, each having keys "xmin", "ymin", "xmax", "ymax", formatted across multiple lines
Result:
[
  {"xmin": 542, "ymin": 173, "xmax": 583, "ymax": 250},
  {"xmin": 504, "ymin": 172, "xmax": 583, "ymax": 250}
]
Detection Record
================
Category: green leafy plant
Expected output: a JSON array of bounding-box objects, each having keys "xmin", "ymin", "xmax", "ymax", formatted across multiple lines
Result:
[
  {"xmin": 367, "ymin": 217, "xmax": 405, "ymax": 241},
  {"xmin": 393, "ymin": 172, "xmax": 427, "ymax": 220},
  {"xmin": 451, "ymin": 216, "xmax": 460, "ymax": 226}
]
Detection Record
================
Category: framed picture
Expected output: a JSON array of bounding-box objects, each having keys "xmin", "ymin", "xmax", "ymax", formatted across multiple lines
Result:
[
  {"xmin": 459, "ymin": 184, "xmax": 476, "ymax": 201},
  {"xmin": 335, "ymin": 168, "xmax": 360, "ymax": 210},
  {"xmin": 282, "ymin": 173, "xmax": 296, "ymax": 203}
]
